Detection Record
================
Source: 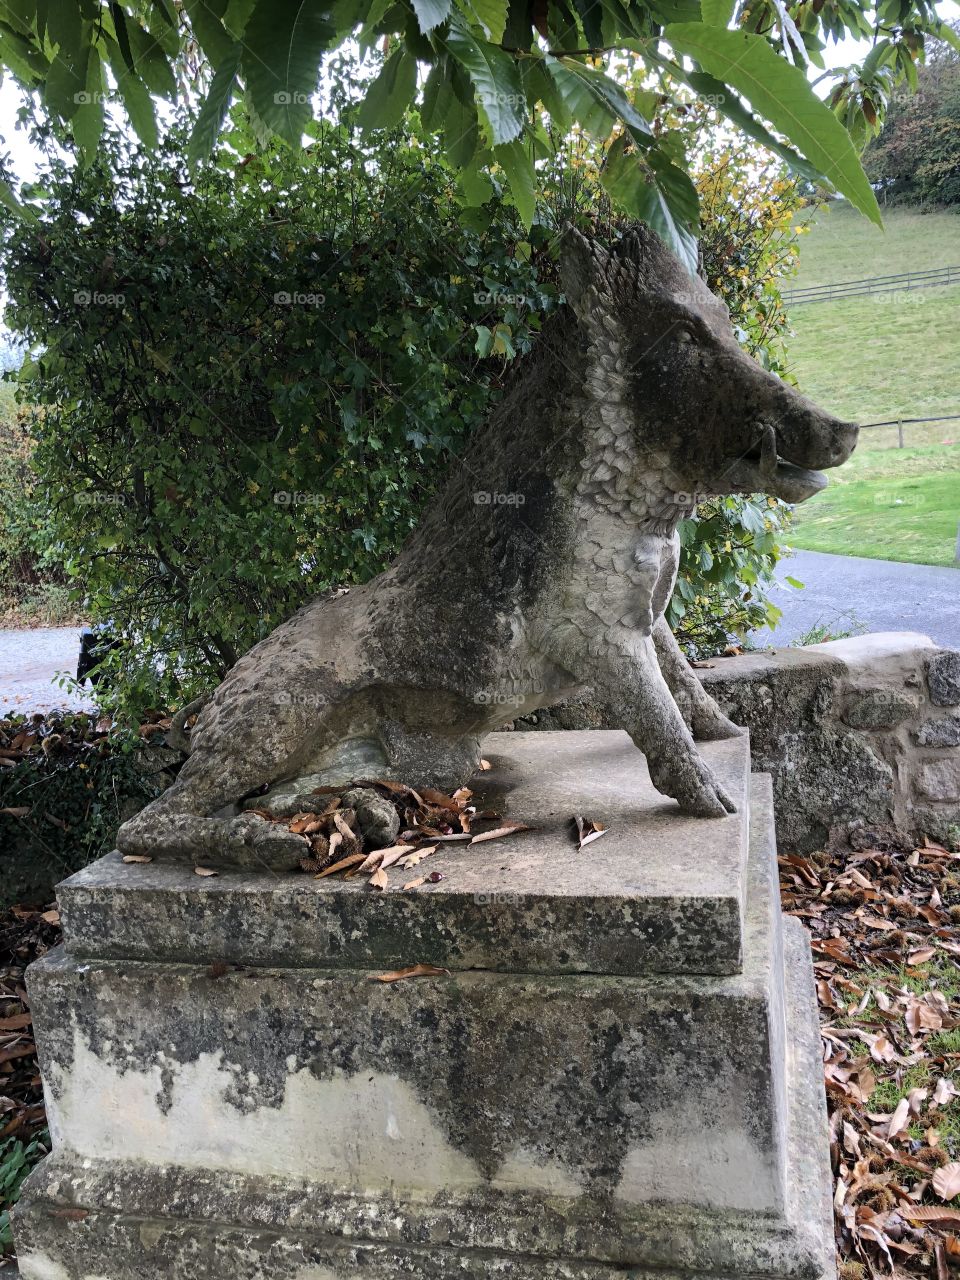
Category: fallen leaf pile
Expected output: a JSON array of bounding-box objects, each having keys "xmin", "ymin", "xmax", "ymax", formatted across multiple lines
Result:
[
  {"xmin": 779, "ymin": 831, "xmax": 960, "ymax": 1276},
  {"xmin": 252, "ymin": 775, "xmax": 534, "ymax": 892},
  {"xmin": 0, "ymin": 905, "xmax": 61, "ymax": 1149},
  {"xmin": 0, "ymin": 709, "xmax": 172, "ymax": 776}
]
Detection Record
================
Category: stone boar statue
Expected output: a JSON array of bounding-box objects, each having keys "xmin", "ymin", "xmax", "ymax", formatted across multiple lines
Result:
[{"xmin": 118, "ymin": 226, "xmax": 857, "ymax": 865}]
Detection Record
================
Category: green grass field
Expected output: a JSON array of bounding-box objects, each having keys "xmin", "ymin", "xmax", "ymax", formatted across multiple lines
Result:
[
  {"xmin": 785, "ymin": 204, "xmax": 960, "ymax": 565},
  {"xmin": 789, "ymin": 445, "xmax": 960, "ymax": 567}
]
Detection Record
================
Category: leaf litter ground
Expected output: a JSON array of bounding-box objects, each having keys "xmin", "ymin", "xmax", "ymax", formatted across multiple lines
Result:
[{"xmin": 780, "ymin": 829, "xmax": 960, "ymax": 1278}]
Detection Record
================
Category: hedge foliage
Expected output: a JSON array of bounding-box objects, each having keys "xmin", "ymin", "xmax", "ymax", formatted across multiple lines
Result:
[{"xmin": 2, "ymin": 103, "xmax": 804, "ymax": 709}]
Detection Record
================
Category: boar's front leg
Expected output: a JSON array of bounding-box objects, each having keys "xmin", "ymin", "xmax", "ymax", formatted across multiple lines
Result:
[
  {"xmin": 592, "ymin": 636, "xmax": 737, "ymax": 818},
  {"xmin": 651, "ymin": 616, "xmax": 744, "ymax": 743}
]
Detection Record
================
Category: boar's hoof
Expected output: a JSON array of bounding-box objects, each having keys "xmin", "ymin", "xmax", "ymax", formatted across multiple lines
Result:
[{"xmin": 342, "ymin": 787, "xmax": 401, "ymax": 850}]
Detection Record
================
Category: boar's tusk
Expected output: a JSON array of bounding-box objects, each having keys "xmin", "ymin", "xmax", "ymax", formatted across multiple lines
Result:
[{"xmin": 759, "ymin": 424, "xmax": 778, "ymax": 479}]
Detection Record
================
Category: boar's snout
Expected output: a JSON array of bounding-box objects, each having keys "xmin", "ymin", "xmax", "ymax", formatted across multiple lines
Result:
[
  {"xmin": 722, "ymin": 375, "xmax": 859, "ymax": 505},
  {"xmin": 773, "ymin": 387, "xmax": 858, "ymax": 472}
]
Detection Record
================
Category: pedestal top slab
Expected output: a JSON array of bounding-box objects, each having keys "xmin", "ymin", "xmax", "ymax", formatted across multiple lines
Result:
[{"xmin": 58, "ymin": 730, "xmax": 750, "ymax": 976}]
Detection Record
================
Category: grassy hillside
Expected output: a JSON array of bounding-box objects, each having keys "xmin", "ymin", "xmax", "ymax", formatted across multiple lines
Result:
[
  {"xmin": 785, "ymin": 204, "xmax": 960, "ymax": 566},
  {"xmin": 791, "ymin": 202, "xmax": 960, "ymax": 288}
]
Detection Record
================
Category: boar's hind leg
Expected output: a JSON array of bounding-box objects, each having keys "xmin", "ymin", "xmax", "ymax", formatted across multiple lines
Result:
[
  {"xmin": 592, "ymin": 637, "xmax": 736, "ymax": 819},
  {"xmin": 652, "ymin": 616, "xmax": 744, "ymax": 742}
]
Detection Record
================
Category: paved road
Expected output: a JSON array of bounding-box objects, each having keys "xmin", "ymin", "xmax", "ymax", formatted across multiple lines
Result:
[
  {"xmin": 0, "ymin": 554, "xmax": 957, "ymax": 716},
  {"xmin": 769, "ymin": 549, "xmax": 960, "ymax": 650},
  {"xmin": 0, "ymin": 627, "xmax": 94, "ymax": 715}
]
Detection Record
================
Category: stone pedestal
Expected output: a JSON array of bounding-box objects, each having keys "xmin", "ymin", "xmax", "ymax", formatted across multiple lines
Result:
[{"xmin": 14, "ymin": 732, "xmax": 835, "ymax": 1280}]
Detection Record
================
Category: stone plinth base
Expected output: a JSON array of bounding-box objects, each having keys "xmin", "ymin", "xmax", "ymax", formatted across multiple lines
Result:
[{"xmin": 14, "ymin": 733, "xmax": 835, "ymax": 1279}]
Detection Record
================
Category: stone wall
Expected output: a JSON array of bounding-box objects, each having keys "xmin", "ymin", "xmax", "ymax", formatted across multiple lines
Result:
[{"xmin": 520, "ymin": 632, "xmax": 960, "ymax": 854}]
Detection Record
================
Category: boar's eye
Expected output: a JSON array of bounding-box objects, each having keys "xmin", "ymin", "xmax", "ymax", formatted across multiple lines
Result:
[{"xmin": 674, "ymin": 326, "xmax": 694, "ymax": 344}]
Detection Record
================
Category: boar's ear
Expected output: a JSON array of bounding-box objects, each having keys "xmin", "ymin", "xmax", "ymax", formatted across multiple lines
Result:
[{"xmin": 560, "ymin": 224, "xmax": 611, "ymax": 322}]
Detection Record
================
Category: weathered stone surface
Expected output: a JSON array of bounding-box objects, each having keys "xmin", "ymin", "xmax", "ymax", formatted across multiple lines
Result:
[
  {"xmin": 340, "ymin": 786, "xmax": 401, "ymax": 848},
  {"xmin": 928, "ymin": 650, "xmax": 960, "ymax": 706},
  {"xmin": 918, "ymin": 760, "xmax": 960, "ymax": 803},
  {"xmin": 524, "ymin": 634, "xmax": 960, "ymax": 852},
  {"xmin": 15, "ymin": 773, "xmax": 835, "ymax": 1279},
  {"xmin": 59, "ymin": 733, "xmax": 751, "ymax": 977},
  {"xmin": 843, "ymin": 689, "xmax": 917, "ymax": 731},
  {"xmin": 114, "ymin": 227, "xmax": 857, "ymax": 863},
  {"xmin": 916, "ymin": 716, "xmax": 960, "ymax": 748}
]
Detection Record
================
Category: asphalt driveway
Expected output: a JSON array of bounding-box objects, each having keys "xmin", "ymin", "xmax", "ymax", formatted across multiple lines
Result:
[
  {"xmin": 0, "ymin": 553, "xmax": 958, "ymax": 717},
  {"xmin": 0, "ymin": 627, "xmax": 94, "ymax": 715},
  {"xmin": 769, "ymin": 549, "xmax": 960, "ymax": 650}
]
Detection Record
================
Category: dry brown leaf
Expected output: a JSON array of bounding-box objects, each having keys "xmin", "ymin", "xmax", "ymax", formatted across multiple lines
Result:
[
  {"xmin": 122, "ymin": 854, "xmax": 153, "ymax": 864},
  {"xmin": 369, "ymin": 964, "xmax": 450, "ymax": 984},
  {"xmin": 573, "ymin": 814, "xmax": 608, "ymax": 850},
  {"xmin": 0, "ymin": 806, "xmax": 29, "ymax": 818},
  {"xmin": 314, "ymin": 852, "xmax": 365, "ymax": 878},
  {"xmin": 0, "ymin": 1013, "xmax": 32, "ymax": 1031},
  {"xmin": 885, "ymin": 1097, "xmax": 911, "ymax": 1140},
  {"xmin": 860, "ymin": 914, "xmax": 899, "ymax": 932},
  {"xmin": 289, "ymin": 813, "xmax": 319, "ymax": 834},
  {"xmin": 194, "ymin": 867, "xmax": 218, "ymax": 878},
  {"xmin": 398, "ymin": 844, "xmax": 437, "ymax": 870},
  {"xmin": 478, "ymin": 758, "xmax": 492, "ymax": 771},
  {"xmin": 908, "ymin": 1087, "xmax": 929, "ymax": 1116},
  {"xmin": 470, "ymin": 822, "xmax": 533, "ymax": 845},
  {"xmin": 333, "ymin": 810, "xmax": 357, "ymax": 839},
  {"xmin": 375, "ymin": 844, "xmax": 416, "ymax": 868},
  {"xmin": 902, "ymin": 1205, "xmax": 960, "ymax": 1225},
  {"xmin": 907, "ymin": 946, "xmax": 937, "ymax": 965},
  {"xmin": 933, "ymin": 1078, "xmax": 960, "ymax": 1109},
  {"xmin": 368, "ymin": 866, "xmax": 389, "ymax": 891},
  {"xmin": 402, "ymin": 876, "xmax": 427, "ymax": 891},
  {"xmin": 933, "ymin": 1163, "xmax": 960, "ymax": 1202}
]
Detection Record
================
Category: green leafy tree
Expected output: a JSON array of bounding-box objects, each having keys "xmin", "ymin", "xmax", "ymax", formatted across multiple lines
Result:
[
  {"xmin": 0, "ymin": 0, "xmax": 956, "ymax": 260},
  {"xmin": 864, "ymin": 25, "xmax": 960, "ymax": 205}
]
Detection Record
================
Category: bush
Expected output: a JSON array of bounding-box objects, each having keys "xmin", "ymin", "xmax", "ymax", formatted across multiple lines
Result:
[
  {"xmin": 4, "ymin": 116, "xmax": 555, "ymax": 708},
  {"xmin": 2, "ymin": 107, "xmax": 806, "ymax": 710},
  {"xmin": 0, "ymin": 713, "xmax": 169, "ymax": 905}
]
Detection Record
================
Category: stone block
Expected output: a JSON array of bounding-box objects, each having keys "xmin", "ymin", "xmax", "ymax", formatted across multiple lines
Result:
[
  {"xmin": 843, "ymin": 689, "xmax": 917, "ymax": 731},
  {"xmin": 57, "ymin": 733, "xmax": 750, "ymax": 978},
  {"xmin": 918, "ymin": 759, "xmax": 960, "ymax": 803},
  {"xmin": 928, "ymin": 651, "xmax": 960, "ymax": 706},
  {"xmin": 916, "ymin": 716, "xmax": 960, "ymax": 748},
  {"xmin": 14, "ymin": 735, "xmax": 835, "ymax": 1280}
]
